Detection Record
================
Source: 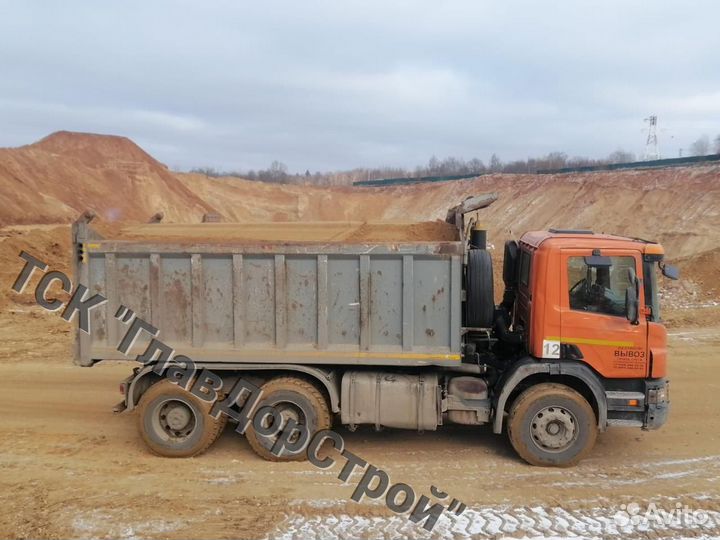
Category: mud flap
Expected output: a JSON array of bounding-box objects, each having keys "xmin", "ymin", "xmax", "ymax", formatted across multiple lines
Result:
[{"xmin": 113, "ymin": 400, "xmax": 127, "ymax": 414}]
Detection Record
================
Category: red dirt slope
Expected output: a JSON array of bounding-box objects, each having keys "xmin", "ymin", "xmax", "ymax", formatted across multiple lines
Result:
[{"xmin": 0, "ymin": 131, "xmax": 214, "ymax": 226}]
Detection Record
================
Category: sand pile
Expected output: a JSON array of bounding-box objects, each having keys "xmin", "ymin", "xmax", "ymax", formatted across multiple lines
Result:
[
  {"xmin": 0, "ymin": 225, "xmax": 71, "ymax": 309},
  {"xmin": 176, "ymin": 166, "xmax": 720, "ymax": 260},
  {"xmin": 0, "ymin": 131, "xmax": 213, "ymax": 226},
  {"xmin": 107, "ymin": 220, "xmax": 458, "ymax": 244},
  {"xmin": 2, "ymin": 131, "xmax": 718, "ymax": 260},
  {"xmin": 0, "ymin": 131, "xmax": 718, "ymax": 309}
]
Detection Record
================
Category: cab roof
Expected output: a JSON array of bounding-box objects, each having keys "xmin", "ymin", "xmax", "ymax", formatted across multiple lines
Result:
[{"xmin": 520, "ymin": 230, "xmax": 665, "ymax": 256}]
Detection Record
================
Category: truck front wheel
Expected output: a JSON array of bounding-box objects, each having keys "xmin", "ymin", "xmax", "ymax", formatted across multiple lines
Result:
[
  {"xmin": 245, "ymin": 376, "xmax": 331, "ymax": 462},
  {"xmin": 507, "ymin": 383, "xmax": 597, "ymax": 467},
  {"xmin": 137, "ymin": 380, "xmax": 226, "ymax": 458}
]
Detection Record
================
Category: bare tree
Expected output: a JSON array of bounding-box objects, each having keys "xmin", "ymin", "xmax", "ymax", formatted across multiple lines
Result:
[
  {"xmin": 689, "ymin": 135, "xmax": 710, "ymax": 156},
  {"xmin": 544, "ymin": 152, "xmax": 568, "ymax": 170},
  {"xmin": 188, "ymin": 139, "xmax": 708, "ymax": 186},
  {"xmin": 467, "ymin": 158, "xmax": 486, "ymax": 174},
  {"xmin": 714, "ymin": 134, "xmax": 720, "ymax": 154},
  {"xmin": 427, "ymin": 156, "xmax": 440, "ymax": 175},
  {"xmin": 607, "ymin": 149, "xmax": 635, "ymax": 164},
  {"xmin": 190, "ymin": 166, "xmax": 221, "ymax": 177}
]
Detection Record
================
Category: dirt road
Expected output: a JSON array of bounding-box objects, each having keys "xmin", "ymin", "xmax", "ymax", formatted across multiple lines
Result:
[
  {"xmin": 0, "ymin": 308, "xmax": 718, "ymax": 540},
  {"xmin": 1, "ymin": 135, "xmax": 719, "ymax": 539}
]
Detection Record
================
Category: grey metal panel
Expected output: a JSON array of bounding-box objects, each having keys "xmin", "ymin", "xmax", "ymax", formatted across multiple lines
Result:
[
  {"xmin": 79, "ymin": 234, "xmax": 466, "ymax": 365},
  {"xmin": 202, "ymin": 256, "xmax": 234, "ymax": 346},
  {"xmin": 116, "ymin": 256, "xmax": 151, "ymax": 320},
  {"xmin": 105, "ymin": 253, "xmax": 118, "ymax": 348},
  {"xmin": 327, "ymin": 257, "xmax": 360, "ymax": 346},
  {"xmin": 75, "ymin": 224, "xmax": 93, "ymax": 366},
  {"xmin": 359, "ymin": 255, "xmax": 370, "ymax": 351},
  {"xmin": 402, "ymin": 255, "xmax": 413, "ymax": 351},
  {"xmin": 232, "ymin": 255, "xmax": 244, "ymax": 348},
  {"xmin": 369, "ymin": 257, "xmax": 402, "ymax": 348},
  {"xmin": 450, "ymin": 255, "xmax": 462, "ymax": 352},
  {"xmin": 191, "ymin": 254, "xmax": 203, "ymax": 347},
  {"xmin": 317, "ymin": 255, "xmax": 328, "ymax": 350},
  {"xmin": 117, "ymin": 255, "xmax": 152, "ymax": 353},
  {"xmin": 413, "ymin": 257, "xmax": 451, "ymax": 350},
  {"xmin": 341, "ymin": 371, "xmax": 438, "ymax": 430},
  {"xmin": 274, "ymin": 254, "xmax": 287, "ymax": 348},
  {"xmin": 286, "ymin": 256, "xmax": 317, "ymax": 346},
  {"xmin": 149, "ymin": 254, "xmax": 161, "ymax": 327},
  {"xmin": 92, "ymin": 345, "xmax": 464, "ymax": 366},
  {"xmin": 244, "ymin": 256, "xmax": 275, "ymax": 345},
  {"xmin": 88, "ymin": 255, "xmax": 106, "ymax": 345},
  {"xmin": 160, "ymin": 256, "xmax": 192, "ymax": 345}
]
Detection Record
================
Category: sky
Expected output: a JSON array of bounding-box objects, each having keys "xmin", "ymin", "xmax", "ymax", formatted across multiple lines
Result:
[{"xmin": 0, "ymin": 1, "xmax": 719, "ymax": 172}]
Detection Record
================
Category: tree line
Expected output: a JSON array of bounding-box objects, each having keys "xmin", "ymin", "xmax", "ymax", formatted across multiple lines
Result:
[{"xmin": 190, "ymin": 134, "xmax": 720, "ymax": 186}]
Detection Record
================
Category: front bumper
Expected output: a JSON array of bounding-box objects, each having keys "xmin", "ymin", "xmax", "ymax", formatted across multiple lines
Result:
[
  {"xmin": 605, "ymin": 378, "xmax": 669, "ymax": 429},
  {"xmin": 644, "ymin": 378, "xmax": 670, "ymax": 430}
]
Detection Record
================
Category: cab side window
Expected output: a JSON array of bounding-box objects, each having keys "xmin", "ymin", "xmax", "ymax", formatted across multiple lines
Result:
[{"xmin": 567, "ymin": 256, "xmax": 635, "ymax": 317}]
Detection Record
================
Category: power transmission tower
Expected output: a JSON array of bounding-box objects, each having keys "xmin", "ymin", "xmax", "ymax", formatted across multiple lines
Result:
[{"xmin": 643, "ymin": 115, "xmax": 660, "ymax": 160}]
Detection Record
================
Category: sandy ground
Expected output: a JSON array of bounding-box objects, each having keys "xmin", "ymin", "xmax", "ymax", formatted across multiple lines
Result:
[
  {"xmin": 0, "ymin": 181, "xmax": 717, "ymax": 539},
  {"xmin": 0, "ymin": 306, "xmax": 718, "ymax": 540}
]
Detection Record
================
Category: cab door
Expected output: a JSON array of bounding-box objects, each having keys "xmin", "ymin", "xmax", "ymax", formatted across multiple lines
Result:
[{"xmin": 558, "ymin": 249, "xmax": 648, "ymax": 378}]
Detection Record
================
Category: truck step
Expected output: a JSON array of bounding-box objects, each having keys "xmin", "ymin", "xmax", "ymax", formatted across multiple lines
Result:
[{"xmin": 607, "ymin": 418, "xmax": 643, "ymax": 428}]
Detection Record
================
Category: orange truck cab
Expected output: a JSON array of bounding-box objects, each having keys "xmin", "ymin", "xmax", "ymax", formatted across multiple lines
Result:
[{"xmin": 497, "ymin": 229, "xmax": 673, "ymax": 438}]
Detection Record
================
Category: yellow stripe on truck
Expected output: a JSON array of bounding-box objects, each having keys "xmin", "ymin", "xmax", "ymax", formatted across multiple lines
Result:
[
  {"xmin": 546, "ymin": 336, "xmax": 635, "ymax": 348},
  {"xmin": 221, "ymin": 349, "xmax": 462, "ymax": 361},
  {"xmin": 353, "ymin": 352, "xmax": 461, "ymax": 360}
]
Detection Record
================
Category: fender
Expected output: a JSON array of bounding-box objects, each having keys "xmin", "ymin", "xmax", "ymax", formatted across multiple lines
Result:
[
  {"xmin": 492, "ymin": 358, "xmax": 608, "ymax": 433},
  {"xmin": 125, "ymin": 363, "xmax": 340, "ymax": 413}
]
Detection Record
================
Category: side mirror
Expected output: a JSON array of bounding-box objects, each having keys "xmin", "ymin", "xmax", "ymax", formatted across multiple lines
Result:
[
  {"xmin": 625, "ymin": 268, "xmax": 640, "ymax": 325},
  {"xmin": 661, "ymin": 263, "xmax": 679, "ymax": 280},
  {"xmin": 625, "ymin": 287, "xmax": 639, "ymax": 324}
]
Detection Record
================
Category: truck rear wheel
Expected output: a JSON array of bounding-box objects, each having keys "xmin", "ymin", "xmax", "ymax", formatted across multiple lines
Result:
[
  {"xmin": 137, "ymin": 380, "xmax": 225, "ymax": 458},
  {"xmin": 245, "ymin": 376, "xmax": 331, "ymax": 462},
  {"xmin": 507, "ymin": 383, "xmax": 597, "ymax": 467}
]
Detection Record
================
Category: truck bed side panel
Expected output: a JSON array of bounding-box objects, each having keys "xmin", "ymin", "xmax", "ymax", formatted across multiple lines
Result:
[{"xmin": 76, "ymin": 240, "xmax": 464, "ymax": 367}]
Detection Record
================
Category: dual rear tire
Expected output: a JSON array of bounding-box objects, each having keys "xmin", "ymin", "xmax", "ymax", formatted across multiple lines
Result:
[
  {"xmin": 137, "ymin": 380, "xmax": 227, "ymax": 458},
  {"xmin": 245, "ymin": 377, "xmax": 332, "ymax": 461},
  {"xmin": 137, "ymin": 376, "xmax": 330, "ymax": 461}
]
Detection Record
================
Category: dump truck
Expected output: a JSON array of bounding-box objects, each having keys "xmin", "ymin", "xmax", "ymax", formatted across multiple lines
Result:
[{"xmin": 72, "ymin": 194, "xmax": 676, "ymax": 466}]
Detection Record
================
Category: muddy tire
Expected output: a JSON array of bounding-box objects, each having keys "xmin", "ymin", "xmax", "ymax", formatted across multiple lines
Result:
[
  {"xmin": 508, "ymin": 383, "xmax": 597, "ymax": 467},
  {"xmin": 245, "ymin": 376, "xmax": 331, "ymax": 462},
  {"xmin": 210, "ymin": 406, "xmax": 229, "ymax": 444},
  {"xmin": 137, "ymin": 380, "xmax": 225, "ymax": 458}
]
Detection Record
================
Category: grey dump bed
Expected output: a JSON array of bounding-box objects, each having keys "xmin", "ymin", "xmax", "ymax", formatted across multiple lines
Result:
[
  {"xmin": 72, "ymin": 194, "xmax": 497, "ymax": 369},
  {"xmin": 73, "ymin": 220, "xmax": 466, "ymax": 368}
]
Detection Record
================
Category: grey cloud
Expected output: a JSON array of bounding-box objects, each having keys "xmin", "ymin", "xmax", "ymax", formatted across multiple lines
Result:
[{"xmin": 0, "ymin": 0, "xmax": 718, "ymax": 171}]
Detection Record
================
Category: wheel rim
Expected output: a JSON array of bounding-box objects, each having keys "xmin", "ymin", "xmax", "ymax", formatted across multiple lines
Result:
[
  {"xmin": 154, "ymin": 398, "xmax": 197, "ymax": 440},
  {"xmin": 256, "ymin": 397, "xmax": 308, "ymax": 449},
  {"xmin": 530, "ymin": 405, "xmax": 578, "ymax": 453}
]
